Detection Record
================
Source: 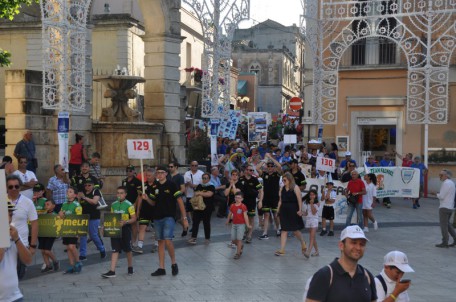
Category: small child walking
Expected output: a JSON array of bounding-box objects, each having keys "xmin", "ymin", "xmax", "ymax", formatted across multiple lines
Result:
[
  {"xmin": 303, "ymin": 189, "xmax": 320, "ymax": 258},
  {"xmin": 102, "ymin": 186, "xmax": 137, "ymax": 278},
  {"xmin": 38, "ymin": 199, "xmax": 59, "ymax": 272},
  {"xmin": 60, "ymin": 187, "xmax": 83, "ymax": 274},
  {"xmin": 320, "ymin": 182, "xmax": 336, "ymax": 237},
  {"xmin": 226, "ymin": 192, "xmax": 251, "ymax": 259}
]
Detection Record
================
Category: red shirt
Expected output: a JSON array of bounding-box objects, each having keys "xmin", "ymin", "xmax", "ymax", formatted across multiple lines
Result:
[
  {"xmin": 230, "ymin": 203, "xmax": 247, "ymax": 224},
  {"xmin": 402, "ymin": 159, "xmax": 412, "ymax": 167},
  {"xmin": 347, "ymin": 178, "xmax": 365, "ymax": 203},
  {"xmin": 69, "ymin": 143, "xmax": 83, "ymax": 164}
]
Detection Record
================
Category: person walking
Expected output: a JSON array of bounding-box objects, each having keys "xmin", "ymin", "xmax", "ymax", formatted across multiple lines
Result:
[
  {"xmin": 362, "ymin": 173, "xmax": 379, "ymax": 232},
  {"xmin": 304, "ymin": 225, "xmax": 377, "ymax": 302},
  {"xmin": 303, "ymin": 189, "xmax": 320, "ymax": 258},
  {"xmin": 345, "ymin": 170, "xmax": 366, "ymax": 228},
  {"xmin": 375, "ymin": 251, "xmax": 414, "ymax": 302},
  {"xmin": 433, "ymin": 169, "xmax": 456, "ymax": 248},
  {"xmin": 410, "ymin": 156, "xmax": 427, "ymax": 209},
  {"xmin": 46, "ymin": 164, "xmax": 70, "ymax": 213},
  {"xmin": 275, "ymin": 172, "xmax": 307, "ymax": 256}
]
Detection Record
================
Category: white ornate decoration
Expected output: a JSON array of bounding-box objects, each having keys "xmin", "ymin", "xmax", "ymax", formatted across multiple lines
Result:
[
  {"xmin": 301, "ymin": 0, "xmax": 456, "ymax": 124},
  {"xmin": 183, "ymin": 0, "xmax": 250, "ymax": 118},
  {"xmin": 40, "ymin": 0, "xmax": 91, "ymax": 111}
]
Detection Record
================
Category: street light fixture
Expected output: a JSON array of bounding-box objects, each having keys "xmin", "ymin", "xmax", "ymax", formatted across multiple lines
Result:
[{"xmin": 237, "ymin": 96, "xmax": 250, "ymax": 113}]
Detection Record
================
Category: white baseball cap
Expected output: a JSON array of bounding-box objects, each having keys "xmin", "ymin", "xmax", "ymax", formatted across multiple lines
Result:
[
  {"xmin": 340, "ymin": 225, "xmax": 369, "ymax": 241},
  {"xmin": 383, "ymin": 251, "xmax": 414, "ymax": 273},
  {"xmin": 345, "ymin": 151, "xmax": 352, "ymax": 156}
]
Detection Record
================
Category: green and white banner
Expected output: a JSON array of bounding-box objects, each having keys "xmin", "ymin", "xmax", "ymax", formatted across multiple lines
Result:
[{"xmin": 38, "ymin": 214, "xmax": 89, "ymax": 237}]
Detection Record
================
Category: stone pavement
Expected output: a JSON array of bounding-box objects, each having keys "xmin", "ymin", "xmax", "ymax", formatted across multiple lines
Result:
[{"xmin": 19, "ymin": 197, "xmax": 456, "ymax": 302}]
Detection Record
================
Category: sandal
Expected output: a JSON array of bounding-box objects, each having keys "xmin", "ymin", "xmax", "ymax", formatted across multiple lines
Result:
[
  {"xmin": 301, "ymin": 241, "xmax": 307, "ymax": 254},
  {"xmin": 274, "ymin": 250, "xmax": 285, "ymax": 256},
  {"xmin": 311, "ymin": 251, "xmax": 320, "ymax": 257},
  {"xmin": 239, "ymin": 244, "xmax": 244, "ymax": 255},
  {"xmin": 233, "ymin": 253, "xmax": 241, "ymax": 259},
  {"xmin": 303, "ymin": 252, "xmax": 310, "ymax": 259}
]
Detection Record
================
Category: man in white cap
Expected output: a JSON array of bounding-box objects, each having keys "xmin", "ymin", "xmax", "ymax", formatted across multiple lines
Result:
[
  {"xmin": 305, "ymin": 225, "xmax": 377, "ymax": 302},
  {"xmin": 340, "ymin": 151, "xmax": 357, "ymax": 170},
  {"xmin": 374, "ymin": 251, "xmax": 414, "ymax": 302}
]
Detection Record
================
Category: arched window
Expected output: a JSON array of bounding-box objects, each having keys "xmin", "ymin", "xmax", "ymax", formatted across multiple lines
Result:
[{"xmin": 249, "ymin": 62, "xmax": 261, "ymax": 75}]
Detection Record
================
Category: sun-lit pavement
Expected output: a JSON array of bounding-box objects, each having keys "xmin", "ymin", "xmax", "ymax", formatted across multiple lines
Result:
[{"xmin": 19, "ymin": 197, "xmax": 456, "ymax": 302}]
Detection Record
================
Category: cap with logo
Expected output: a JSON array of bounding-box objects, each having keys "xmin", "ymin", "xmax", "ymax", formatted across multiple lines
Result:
[
  {"xmin": 340, "ymin": 225, "xmax": 369, "ymax": 241},
  {"xmin": 33, "ymin": 183, "xmax": 45, "ymax": 192},
  {"xmin": 126, "ymin": 165, "xmax": 135, "ymax": 171},
  {"xmin": 383, "ymin": 251, "xmax": 414, "ymax": 273}
]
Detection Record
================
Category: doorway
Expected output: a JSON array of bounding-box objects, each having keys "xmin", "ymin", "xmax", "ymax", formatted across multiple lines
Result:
[{"xmin": 360, "ymin": 125, "xmax": 396, "ymax": 162}]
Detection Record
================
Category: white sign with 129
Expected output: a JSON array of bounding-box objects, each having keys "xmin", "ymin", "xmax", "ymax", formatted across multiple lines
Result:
[{"xmin": 127, "ymin": 139, "xmax": 154, "ymax": 159}]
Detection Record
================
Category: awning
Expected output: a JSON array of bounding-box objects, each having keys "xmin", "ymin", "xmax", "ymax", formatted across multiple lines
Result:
[{"xmin": 237, "ymin": 80, "xmax": 247, "ymax": 95}]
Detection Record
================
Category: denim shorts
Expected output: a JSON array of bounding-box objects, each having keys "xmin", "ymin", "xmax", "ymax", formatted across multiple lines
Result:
[
  {"xmin": 154, "ymin": 217, "xmax": 175, "ymax": 240},
  {"xmin": 231, "ymin": 224, "xmax": 246, "ymax": 241}
]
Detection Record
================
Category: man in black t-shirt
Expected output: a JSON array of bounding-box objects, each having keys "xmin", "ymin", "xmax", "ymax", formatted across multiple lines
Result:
[
  {"xmin": 147, "ymin": 166, "xmax": 187, "ymax": 277},
  {"xmin": 71, "ymin": 161, "xmax": 99, "ymax": 192},
  {"xmin": 78, "ymin": 179, "xmax": 106, "ymax": 260},
  {"xmin": 239, "ymin": 164, "xmax": 263, "ymax": 243}
]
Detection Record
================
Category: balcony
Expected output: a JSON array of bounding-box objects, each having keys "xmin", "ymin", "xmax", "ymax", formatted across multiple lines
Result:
[{"xmin": 339, "ymin": 37, "xmax": 407, "ymax": 69}]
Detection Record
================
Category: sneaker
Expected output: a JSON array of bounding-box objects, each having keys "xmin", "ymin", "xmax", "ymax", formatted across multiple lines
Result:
[
  {"xmin": 363, "ymin": 227, "xmax": 369, "ymax": 233},
  {"xmin": 41, "ymin": 263, "xmax": 47, "ymax": 271},
  {"xmin": 171, "ymin": 264, "xmax": 178, "ymax": 276},
  {"xmin": 386, "ymin": 203, "xmax": 391, "ymax": 208},
  {"xmin": 311, "ymin": 251, "xmax": 320, "ymax": 257},
  {"xmin": 151, "ymin": 245, "xmax": 157, "ymax": 253},
  {"xmin": 79, "ymin": 256, "xmax": 87, "ymax": 261},
  {"xmin": 328, "ymin": 231, "xmax": 334, "ymax": 236},
  {"xmin": 276, "ymin": 229, "xmax": 281, "ymax": 237},
  {"xmin": 449, "ymin": 242, "xmax": 456, "ymax": 247},
  {"xmin": 151, "ymin": 268, "xmax": 166, "ymax": 276},
  {"xmin": 53, "ymin": 261, "xmax": 60, "ymax": 271},
  {"xmin": 63, "ymin": 267, "xmax": 74, "ymax": 274},
  {"xmin": 258, "ymin": 234, "xmax": 269, "ymax": 240},
  {"xmin": 187, "ymin": 238, "xmax": 197, "ymax": 245},
  {"xmin": 100, "ymin": 250, "xmax": 106, "ymax": 259},
  {"xmin": 274, "ymin": 250, "xmax": 285, "ymax": 256},
  {"xmin": 373, "ymin": 221, "xmax": 378, "ymax": 231},
  {"xmin": 245, "ymin": 236, "xmax": 252, "ymax": 244},
  {"xmin": 128, "ymin": 267, "xmax": 134, "ymax": 276},
  {"xmin": 413, "ymin": 204, "xmax": 417, "ymax": 209},
  {"xmin": 101, "ymin": 270, "xmax": 116, "ymax": 278},
  {"xmin": 132, "ymin": 246, "xmax": 144, "ymax": 254},
  {"xmin": 181, "ymin": 228, "xmax": 188, "ymax": 237},
  {"xmin": 416, "ymin": 201, "xmax": 421, "ymax": 207},
  {"xmin": 41, "ymin": 265, "xmax": 53, "ymax": 273},
  {"xmin": 73, "ymin": 262, "xmax": 82, "ymax": 273},
  {"xmin": 320, "ymin": 230, "xmax": 328, "ymax": 236},
  {"xmin": 435, "ymin": 243, "xmax": 449, "ymax": 248}
]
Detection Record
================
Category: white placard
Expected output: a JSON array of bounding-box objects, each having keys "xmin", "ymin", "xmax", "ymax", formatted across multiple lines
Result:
[
  {"xmin": 316, "ymin": 157, "xmax": 336, "ymax": 173},
  {"xmin": 284, "ymin": 134, "xmax": 297, "ymax": 144},
  {"xmin": 0, "ymin": 170, "xmax": 10, "ymax": 248},
  {"xmin": 127, "ymin": 139, "xmax": 154, "ymax": 159}
]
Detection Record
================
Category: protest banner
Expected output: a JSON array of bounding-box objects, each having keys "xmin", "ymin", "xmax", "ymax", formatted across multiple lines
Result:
[
  {"xmin": 0, "ymin": 171, "xmax": 9, "ymax": 248},
  {"xmin": 103, "ymin": 213, "xmax": 122, "ymax": 238},
  {"xmin": 38, "ymin": 214, "xmax": 89, "ymax": 237}
]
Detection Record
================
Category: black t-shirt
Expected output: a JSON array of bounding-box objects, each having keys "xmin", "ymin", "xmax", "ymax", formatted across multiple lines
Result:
[
  {"xmin": 141, "ymin": 180, "xmax": 158, "ymax": 212},
  {"xmin": 151, "ymin": 180, "xmax": 182, "ymax": 220},
  {"xmin": 122, "ymin": 177, "xmax": 142, "ymax": 204},
  {"xmin": 80, "ymin": 189, "xmax": 101, "ymax": 219},
  {"xmin": 71, "ymin": 175, "xmax": 99, "ymax": 192},
  {"xmin": 292, "ymin": 170, "xmax": 307, "ymax": 188},
  {"xmin": 262, "ymin": 172, "xmax": 281, "ymax": 201},
  {"xmin": 239, "ymin": 176, "xmax": 262, "ymax": 202},
  {"xmin": 306, "ymin": 258, "xmax": 377, "ymax": 302},
  {"xmin": 341, "ymin": 172, "xmax": 352, "ymax": 183},
  {"xmin": 195, "ymin": 184, "xmax": 215, "ymax": 211}
]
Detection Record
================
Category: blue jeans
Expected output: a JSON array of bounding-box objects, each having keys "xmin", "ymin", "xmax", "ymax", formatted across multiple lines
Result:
[
  {"xmin": 79, "ymin": 219, "xmax": 105, "ymax": 256},
  {"xmin": 154, "ymin": 217, "xmax": 175, "ymax": 240},
  {"xmin": 345, "ymin": 202, "xmax": 363, "ymax": 228}
]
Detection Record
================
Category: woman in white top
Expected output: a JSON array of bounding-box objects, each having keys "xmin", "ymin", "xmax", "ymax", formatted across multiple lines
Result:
[
  {"xmin": 362, "ymin": 173, "xmax": 378, "ymax": 232},
  {"xmin": 303, "ymin": 189, "xmax": 320, "ymax": 258}
]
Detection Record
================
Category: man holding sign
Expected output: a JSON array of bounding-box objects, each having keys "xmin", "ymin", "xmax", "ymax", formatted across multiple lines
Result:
[{"xmin": 102, "ymin": 186, "xmax": 136, "ymax": 278}]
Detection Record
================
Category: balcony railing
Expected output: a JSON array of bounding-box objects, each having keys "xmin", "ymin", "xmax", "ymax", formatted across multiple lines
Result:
[{"xmin": 339, "ymin": 37, "xmax": 406, "ymax": 68}]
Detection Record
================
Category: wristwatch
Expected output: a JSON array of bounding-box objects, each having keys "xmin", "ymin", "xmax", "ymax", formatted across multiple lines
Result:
[{"xmin": 29, "ymin": 244, "xmax": 37, "ymax": 248}]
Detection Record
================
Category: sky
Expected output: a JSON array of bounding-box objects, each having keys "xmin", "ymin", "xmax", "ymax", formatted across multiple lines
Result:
[{"xmin": 238, "ymin": 0, "xmax": 303, "ymax": 28}]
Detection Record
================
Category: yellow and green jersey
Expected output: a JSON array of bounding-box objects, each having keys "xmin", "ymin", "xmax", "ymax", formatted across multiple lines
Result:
[
  {"xmin": 111, "ymin": 199, "xmax": 135, "ymax": 221},
  {"xmin": 61, "ymin": 200, "xmax": 82, "ymax": 215}
]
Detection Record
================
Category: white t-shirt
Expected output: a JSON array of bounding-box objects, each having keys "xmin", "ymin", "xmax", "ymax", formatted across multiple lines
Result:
[
  {"xmin": 0, "ymin": 239, "xmax": 23, "ymax": 302},
  {"xmin": 303, "ymin": 202, "xmax": 319, "ymax": 220},
  {"xmin": 362, "ymin": 182, "xmax": 377, "ymax": 210},
  {"xmin": 12, "ymin": 170, "xmax": 37, "ymax": 200},
  {"xmin": 437, "ymin": 178, "xmax": 456, "ymax": 209},
  {"xmin": 184, "ymin": 170, "xmax": 204, "ymax": 198},
  {"xmin": 11, "ymin": 194, "xmax": 38, "ymax": 246},
  {"xmin": 322, "ymin": 188, "xmax": 337, "ymax": 206},
  {"xmin": 375, "ymin": 270, "xmax": 410, "ymax": 302}
]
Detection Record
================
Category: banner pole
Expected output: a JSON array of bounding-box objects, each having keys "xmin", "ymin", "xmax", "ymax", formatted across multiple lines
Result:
[{"xmin": 140, "ymin": 158, "xmax": 145, "ymax": 195}]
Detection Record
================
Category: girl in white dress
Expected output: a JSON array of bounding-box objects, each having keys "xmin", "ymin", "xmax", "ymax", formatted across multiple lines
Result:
[
  {"xmin": 362, "ymin": 173, "xmax": 378, "ymax": 232},
  {"xmin": 303, "ymin": 190, "xmax": 320, "ymax": 258}
]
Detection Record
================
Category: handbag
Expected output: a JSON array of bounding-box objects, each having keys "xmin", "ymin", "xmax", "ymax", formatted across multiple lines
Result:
[
  {"xmin": 347, "ymin": 194, "xmax": 358, "ymax": 205},
  {"xmin": 190, "ymin": 195, "xmax": 206, "ymax": 211}
]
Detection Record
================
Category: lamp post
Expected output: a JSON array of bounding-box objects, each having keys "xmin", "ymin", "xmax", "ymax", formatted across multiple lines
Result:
[{"xmin": 237, "ymin": 96, "xmax": 250, "ymax": 113}]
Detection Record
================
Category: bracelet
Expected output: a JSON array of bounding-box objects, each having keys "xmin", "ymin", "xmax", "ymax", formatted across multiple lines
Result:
[
  {"xmin": 389, "ymin": 294, "xmax": 397, "ymax": 301},
  {"xmin": 14, "ymin": 238, "xmax": 20, "ymax": 244},
  {"xmin": 29, "ymin": 244, "xmax": 37, "ymax": 248}
]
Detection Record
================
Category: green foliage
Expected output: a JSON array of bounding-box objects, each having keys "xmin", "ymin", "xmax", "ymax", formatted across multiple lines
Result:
[{"xmin": 0, "ymin": 0, "xmax": 38, "ymax": 66}]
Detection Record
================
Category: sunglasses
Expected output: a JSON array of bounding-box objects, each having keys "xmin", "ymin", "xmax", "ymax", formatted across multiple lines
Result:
[
  {"xmin": 8, "ymin": 185, "xmax": 20, "ymax": 190},
  {"xmin": 191, "ymin": 165, "xmax": 198, "ymax": 167},
  {"xmin": 246, "ymin": 169, "xmax": 254, "ymax": 172},
  {"xmin": 19, "ymin": 161, "xmax": 27, "ymax": 164},
  {"xmin": 168, "ymin": 166, "xmax": 174, "ymax": 168}
]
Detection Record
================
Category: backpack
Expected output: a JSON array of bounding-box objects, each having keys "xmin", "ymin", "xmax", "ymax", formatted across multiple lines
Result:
[{"xmin": 375, "ymin": 274, "xmax": 387, "ymax": 296}]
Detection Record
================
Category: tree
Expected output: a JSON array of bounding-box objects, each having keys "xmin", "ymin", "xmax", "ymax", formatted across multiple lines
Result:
[{"xmin": 0, "ymin": 0, "xmax": 38, "ymax": 66}]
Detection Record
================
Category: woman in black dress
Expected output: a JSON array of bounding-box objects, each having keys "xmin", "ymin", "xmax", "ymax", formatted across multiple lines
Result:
[{"xmin": 275, "ymin": 172, "xmax": 307, "ymax": 256}]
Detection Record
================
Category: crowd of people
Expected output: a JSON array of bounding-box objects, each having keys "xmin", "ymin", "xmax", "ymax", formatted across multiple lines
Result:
[{"xmin": 1, "ymin": 131, "xmax": 455, "ymax": 302}]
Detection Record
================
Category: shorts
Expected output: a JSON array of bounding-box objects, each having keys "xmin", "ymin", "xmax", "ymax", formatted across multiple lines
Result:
[
  {"xmin": 231, "ymin": 224, "xmax": 246, "ymax": 241},
  {"xmin": 185, "ymin": 196, "xmax": 193, "ymax": 212},
  {"xmin": 111, "ymin": 226, "xmax": 132, "ymax": 253},
  {"xmin": 322, "ymin": 205, "xmax": 335, "ymax": 220},
  {"xmin": 62, "ymin": 237, "xmax": 78, "ymax": 245},
  {"xmin": 244, "ymin": 198, "xmax": 257, "ymax": 217},
  {"xmin": 305, "ymin": 218, "xmax": 318, "ymax": 229},
  {"xmin": 38, "ymin": 237, "xmax": 56, "ymax": 251},
  {"xmin": 261, "ymin": 199, "xmax": 279, "ymax": 213},
  {"xmin": 139, "ymin": 201, "xmax": 154, "ymax": 225},
  {"xmin": 154, "ymin": 217, "xmax": 175, "ymax": 240}
]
